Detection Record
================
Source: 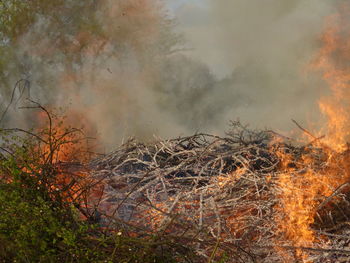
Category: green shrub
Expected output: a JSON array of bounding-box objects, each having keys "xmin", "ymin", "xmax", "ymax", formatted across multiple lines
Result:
[
  {"xmin": 0, "ymin": 124, "xmax": 191, "ymax": 262},
  {"xmin": 0, "ymin": 156, "xmax": 93, "ymax": 262}
]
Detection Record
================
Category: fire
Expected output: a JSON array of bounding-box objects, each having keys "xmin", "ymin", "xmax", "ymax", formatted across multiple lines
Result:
[
  {"xmin": 275, "ymin": 5, "xmax": 350, "ymax": 261},
  {"xmin": 31, "ymin": 109, "xmax": 98, "ymax": 211},
  {"xmin": 35, "ymin": 110, "xmax": 93, "ymax": 163},
  {"xmin": 217, "ymin": 167, "xmax": 245, "ymax": 188},
  {"xmin": 312, "ymin": 6, "xmax": 350, "ymax": 151},
  {"xmin": 275, "ymin": 150, "xmax": 326, "ymax": 260},
  {"xmin": 276, "ymin": 153, "xmax": 314, "ymax": 245},
  {"xmin": 8, "ymin": 3, "xmax": 350, "ymax": 260}
]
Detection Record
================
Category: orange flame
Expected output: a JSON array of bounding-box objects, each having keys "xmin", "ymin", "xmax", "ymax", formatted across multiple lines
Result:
[
  {"xmin": 312, "ymin": 6, "xmax": 350, "ymax": 151},
  {"xmin": 275, "ymin": 5, "xmax": 350, "ymax": 261},
  {"xmin": 275, "ymin": 150, "xmax": 328, "ymax": 261},
  {"xmin": 32, "ymin": 109, "xmax": 97, "ymax": 207}
]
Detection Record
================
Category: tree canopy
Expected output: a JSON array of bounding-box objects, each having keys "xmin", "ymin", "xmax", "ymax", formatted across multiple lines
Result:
[{"xmin": 0, "ymin": 0, "xmax": 180, "ymax": 94}]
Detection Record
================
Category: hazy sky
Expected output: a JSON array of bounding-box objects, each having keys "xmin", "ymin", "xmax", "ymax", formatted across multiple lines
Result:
[
  {"xmin": 168, "ymin": 0, "xmax": 335, "ymax": 77},
  {"xmin": 163, "ymin": 0, "xmax": 337, "ymax": 135},
  {"xmin": 6, "ymin": 0, "xmax": 341, "ymax": 146},
  {"xmin": 166, "ymin": 0, "xmax": 205, "ymax": 11}
]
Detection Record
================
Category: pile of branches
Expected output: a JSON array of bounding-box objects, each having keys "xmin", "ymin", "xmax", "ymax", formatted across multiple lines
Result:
[
  {"xmin": 0, "ymin": 101, "xmax": 194, "ymax": 262},
  {"xmin": 88, "ymin": 122, "xmax": 350, "ymax": 263},
  {"xmin": 4, "ymin": 98, "xmax": 350, "ymax": 262}
]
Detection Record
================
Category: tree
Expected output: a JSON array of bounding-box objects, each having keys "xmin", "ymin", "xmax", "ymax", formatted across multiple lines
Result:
[{"xmin": 0, "ymin": 0, "xmax": 181, "ymax": 119}]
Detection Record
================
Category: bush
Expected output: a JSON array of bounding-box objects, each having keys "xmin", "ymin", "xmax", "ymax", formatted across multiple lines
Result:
[
  {"xmin": 0, "ymin": 138, "xmax": 100, "ymax": 262},
  {"xmin": 0, "ymin": 110, "xmax": 191, "ymax": 262}
]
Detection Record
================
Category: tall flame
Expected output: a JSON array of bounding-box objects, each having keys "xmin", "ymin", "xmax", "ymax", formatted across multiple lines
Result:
[
  {"xmin": 275, "ymin": 5, "xmax": 350, "ymax": 261},
  {"xmin": 313, "ymin": 5, "xmax": 350, "ymax": 151},
  {"xmin": 275, "ymin": 150, "xmax": 335, "ymax": 261}
]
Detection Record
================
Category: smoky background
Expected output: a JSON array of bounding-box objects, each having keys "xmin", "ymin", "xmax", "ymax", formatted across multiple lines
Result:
[{"xmin": 0, "ymin": 0, "xmax": 345, "ymax": 150}]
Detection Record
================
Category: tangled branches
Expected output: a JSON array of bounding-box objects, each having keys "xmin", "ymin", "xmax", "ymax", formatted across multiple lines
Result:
[{"xmin": 90, "ymin": 122, "xmax": 350, "ymax": 262}]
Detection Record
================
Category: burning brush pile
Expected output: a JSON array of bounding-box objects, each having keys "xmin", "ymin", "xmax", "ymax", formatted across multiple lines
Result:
[
  {"xmin": 84, "ymin": 121, "xmax": 350, "ymax": 262},
  {"xmin": 2, "ymin": 106, "xmax": 350, "ymax": 262},
  {"xmin": 3, "ymin": 3, "xmax": 350, "ymax": 263}
]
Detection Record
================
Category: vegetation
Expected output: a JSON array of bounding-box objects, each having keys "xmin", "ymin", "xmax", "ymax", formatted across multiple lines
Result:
[
  {"xmin": 0, "ymin": 0, "xmax": 180, "ymax": 107},
  {"xmin": 0, "ymin": 106, "xmax": 195, "ymax": 262}
]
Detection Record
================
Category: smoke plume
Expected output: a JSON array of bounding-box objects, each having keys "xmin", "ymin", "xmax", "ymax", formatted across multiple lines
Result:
[
  {"xmin": 175, "ymin": 0, "xmax": 341, "ymax": 134},
  {"xmin": 0, "ymin": 0, "xmax": 345, "ymax": 149}
]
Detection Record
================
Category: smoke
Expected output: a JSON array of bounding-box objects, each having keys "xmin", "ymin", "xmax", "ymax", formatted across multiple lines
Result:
[
  {"xmin": 175, "ymin": 0, "xmax": 340, "ymax": 134},
  {"xmin": 1, "ymin": 0, "xmax": 192, "ymax": 149},
  {"xmin": 0, "ymin": 0, "xmax": 345, "ymax": 149}
]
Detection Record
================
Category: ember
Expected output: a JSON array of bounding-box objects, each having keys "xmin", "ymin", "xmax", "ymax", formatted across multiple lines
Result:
[
  {"xmin": 84, "ymin": 121, "xmax": 350, "ymax": 262},
  {"xmin": 3, "ymin": 1, "xmax": 350, "ymax": 262}
]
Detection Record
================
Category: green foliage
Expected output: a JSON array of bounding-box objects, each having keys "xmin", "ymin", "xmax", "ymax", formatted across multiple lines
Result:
[
  {"xmin": 0, "ymin": 170, "xmax": 185, "ymax": 262},
  {"xmin": 0, "ymin": 142, "xmax": 92, "ymax": 262},
  {"xmin": 0, "ymin": 0, "xmax": 100, "ymax": 46},
  {"xmin": 0, "ymin": 0, "xmax": 182, "ymax": 124},
  {"xmin": 0, "ymin": 0, "xmax": 178, "ymax": 78},
  {"xmin": 0, "ymin": 120, "xmax": 190, "ymax": 262},
  {"xmin": 0, "ymin": 0, "xmax": 101, "ymax": 87}
]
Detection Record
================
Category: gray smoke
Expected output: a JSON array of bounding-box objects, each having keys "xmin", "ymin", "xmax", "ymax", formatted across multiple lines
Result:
[
  {"xmin": 0, "ymin": 0, "xmax": 343, "ymax": 149},
  {"xmin": 173, "ymin": 0, "xmax": 340, "ymax": 135}
]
